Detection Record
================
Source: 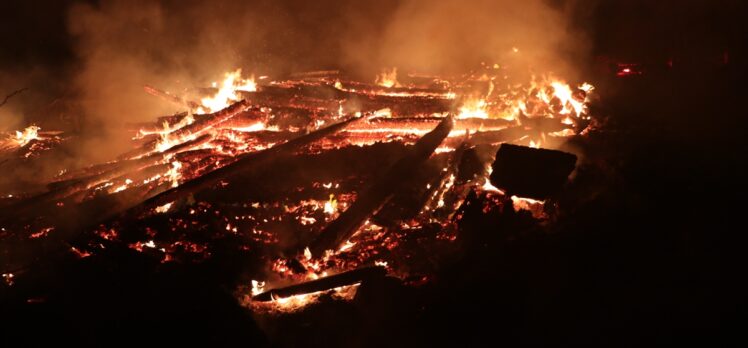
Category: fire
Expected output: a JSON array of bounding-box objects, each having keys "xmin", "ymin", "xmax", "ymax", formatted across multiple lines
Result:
[
  {"xmin": 375, "ymin": 68, "xmax": 400, "ymax": 88},
  {"xmin": 165, "ymin": 161, "xmax": 182, "ymax": 188},
  {"xmin": 550, "ymin": 81, "xmax": 585, "ymax": 116},
  {"xmin": 251, "ymin": 280, "xmax": 266, "ymax": 296},
  {"xmin": 198, "ymin": 69, "xmax": 256, "ymax": 113},
  {"xmin": 324, "ymin": 194, "xmax": 338, "ymax": 215},
  {"xmin": 2, "ymin": 273, "xmax": 14, "ymax": 286},
  {"xmin": 304, "ymin": 247, "xmax": 312, "ymax": 261},
  {"xmin": 13, "ymin": 125, "xmax": 40, "ymax": 147},
  {"xmin": 457, "ymin": 97, "xmax": 489, "ymax": 119},
  {"xmin": 231, "ymin": 122, "xmax": 266, "ymax": 132},
  {"xmin": 510, "ymin": 195, "xmax": 546, "ymax": 218},
  {"xmin": 155, "ymin": 202, "xmax": 173, "ymax": 213},
  {"xmin": 3, "ymin": 66, "xmax": 600, "ymax": 314},
  {"xmin": 252, "ymin": 283, "xmax": 360, "ymax": 313},
  {"xmin": 338, "ymin": 240, "xmax": 356, "ymax": 252},
  {"xmin": 3, "ymin": 125, "xmax": 43, "ymax": 151}
]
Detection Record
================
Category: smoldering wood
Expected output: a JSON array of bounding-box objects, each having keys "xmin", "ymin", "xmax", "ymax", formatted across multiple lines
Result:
[
  {"xmin": 122, "ymin": 115, "xmax": 363, "ymax": 215},
  {"xmin": 371, "ymin": 155, "xmax": 448, "ymax": 226},
  {"xmin": 309, "ymin": 116, "xmax": 454, "ymax": 256},
  {"xmin": 420, "ymin": 142, "xmax": 468, "ymax": 213},
  {"xmin": 350, "ymin": 116, "xmax": 513, "ymax": 131},
  {"xmin": 252, "ymin": 266, "xmax": 386, "ymax": 302},
  {"xmin": 47, "ymin": 134, "xmax": 213, "ymax": 193},
  {"xmin": 489, "ymin": 143, "xmax": 577, "ymax": 200},
  {"xmin": 373, "ymin": 142, "xmax": 468, "ymax": 225},
  {"xmin": 118, "ymin": 100, "xmax": 251, "ymax": 160}
]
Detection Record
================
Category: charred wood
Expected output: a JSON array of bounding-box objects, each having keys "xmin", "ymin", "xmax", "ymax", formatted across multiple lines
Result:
[
  {"xmin": 252, "ymin": 266, "xmax": 386, "ymax": 302},
  {"xmin": 309, "ymin": 116, "xmax": 454, "ymax": 256},
  {"xmin": 490, "ymin": 143, "xmax": 577, "ymax": 200},
  {"xmin": 118, "ymin": 100, "xmax": 251, "ymax": 160},
  {"xmin": 124, "ymin": 115, "xmax": 362, "ymax": 214}
]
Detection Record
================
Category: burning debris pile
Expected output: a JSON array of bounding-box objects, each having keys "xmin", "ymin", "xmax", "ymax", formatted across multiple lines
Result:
[{"xmin": 1, "ymin": 67, "xmax": 595, "ymax": 313}]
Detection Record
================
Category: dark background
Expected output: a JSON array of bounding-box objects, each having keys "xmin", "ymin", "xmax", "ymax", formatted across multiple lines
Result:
[{"xmin": 1, "ymin": 0, "xmax": 747, "ymax": 346}]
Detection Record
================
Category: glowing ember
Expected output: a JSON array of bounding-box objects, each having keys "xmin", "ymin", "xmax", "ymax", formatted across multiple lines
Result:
[
  {"xmin": 231, "ymin": 122, "xmax": 267, "ymax": 132},
  {"xmin": 155, "ymin": 202, "xmax": 173, "ymax": 213},
  {"xmin": 165, "ymin": 161, "xmax": 182, "ymax": 188},
  {"xmin": 324, "ymin": 194, "xmax": 338, "ymax": 215},
  {"xmin": 2, "ymin": 273, "xmax": 14, "ymax": 286},
  {"xmin": 510, "ymin": 195, "xmax": 546, "ymax": 218},
  {"xmin": 251, "ymin": 280, "xmax": 266, "ymax": 296},
  {"xmin": 251, "ymin": 283, "xmax": 360, "ymax": 313},
  {"xmin": 2, "ymin": 67, "xmax": 599, "ymax": 314}
]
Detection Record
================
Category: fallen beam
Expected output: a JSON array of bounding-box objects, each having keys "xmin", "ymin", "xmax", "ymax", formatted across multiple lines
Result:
[
  {"xmin": 489, "ymin": 143, "xmax": 577, "ymax": 200},
  {"xmin": 125, "ymin": 114, "xmax": 362, "ymax": 213},
  {"xmin": 309, "ymin": 116, "xmax": 454, "ymax": 256},
  {"xmin": 118, "ymin": 100, "xmax": 251, "ymax": 160},
  {"xmin": 252, "ymin": 266, "xmax": 386, "ymax": 302}
]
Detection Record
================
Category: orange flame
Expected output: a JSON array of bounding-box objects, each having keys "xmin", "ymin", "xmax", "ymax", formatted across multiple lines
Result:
[
  {"xmin": 375, "ymin": 68, "xmax": 400, "ymax": 88},
  {"xmin": 198, "ymin": 69, "xmax": 256, "ymax": 113}
]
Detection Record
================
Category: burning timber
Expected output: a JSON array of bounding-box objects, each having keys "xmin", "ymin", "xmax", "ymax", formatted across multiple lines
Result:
[
  {"xmin": 309, "ymin": 116, "xmax": 453, "ymax": 256},
  {"xmin": 126, "ymin": 114, "xmax": 362, "ymax": 216},
  {"xmin": 0, "ymin": 69, "xmax": 597, "ymax": 314},
  {"xmin": 252, "ymin": 266, "xmax": 386, "ymax": 302}
]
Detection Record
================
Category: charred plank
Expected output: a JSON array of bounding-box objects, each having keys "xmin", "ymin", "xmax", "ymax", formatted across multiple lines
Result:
[
  {"xmin": 489, "ymin": 143, "xmax": 577, "ymax": 200},
  {"xmin": 252, "ymin": 266, "xmax": 386, "ymax": 302},
  {"xmin": 309, "ymin": 116, "xmax": 454, "ymax": 256}
]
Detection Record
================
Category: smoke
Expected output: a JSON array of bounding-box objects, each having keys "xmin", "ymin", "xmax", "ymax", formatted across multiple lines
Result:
[
  {"xmin": 0, "ymin": 0, "xmax": 589, "ymax": 171},
  {"xmin": 344, "ymin": 0, "xmax": 589, "ymax": 78},
  {"xmin": 66, "ymin": 0, "xmax": 588, "ymax": 126}
]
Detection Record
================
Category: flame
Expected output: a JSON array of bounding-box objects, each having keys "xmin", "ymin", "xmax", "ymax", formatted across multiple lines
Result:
[
  {"xmin": 165, "ymin": 161, "xmax": 182, "ymax": 188},
  {"xmin": 338, "ymin": 240, "xmax": 356, "ymax": 252},
  {"xmin": 375, "ymin": 68, "xmax": 400, "ymax": 88},
  {"xmin": 457, "ymin": 97, "xmax": 488, "ymax": 119},
  {"xmin": 9, "ymin": 69, "xmax": 599, "ymax": 312},
  {"xmin": 324, "ymin": 194, "xmax": 337, "ymax": 215},
  {"xmin": 231, "ymin": 122, "xmax": 267, "ymax": 132},
  {"xmin": 303, "ymin": 247, "xmax": 312, "ymax": 261},
  {"xmin": 111, "ymin": 178, "xmax": 134, "ymax": 193},
  {"xmin": 155, "ymin": 202, "xmax": 173, "ymax": 213},
  {"xmin": 510, "ymin": 195, "xmax": 546, "ymax": 217},
  {"xmin": 255, "ymin": 283, "xmax": 360, "ymax": 313},
  {"xmin": 550, "ymin": 81, "xmax": 585, "ymax": 116},
  {"xmin": 374, "ymin": 260, "xmax": 388, "ymax": 268},
  {"xmin": 2, "ymin": 273, "xmax": 14, "ymax": 286},
  {"xmin": 198, "ymin": 69, "xmax": 256, "ymax": 113},
  {"xmin": 13, "ymin": 125, "xmax": 40, "ymax": 147},
  {"xmin": 251, "ymin": 280, "xmax": 266, "ymax": 296},
  {"xmin": 579, "ymin": 82, "xmax": 594, "ymax": 93}
]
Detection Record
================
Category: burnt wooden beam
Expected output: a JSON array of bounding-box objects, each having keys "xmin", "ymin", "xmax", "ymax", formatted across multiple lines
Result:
[
  {"xmin": 117, "ymin": 100, "xmax": 250, "ymax": 160},
  {"xmin": 46, "ymin": 134, "xmax": 212, "ymax": 194},
  {"xmin": 125, "ymin": 115, "xmax": 362, "ymax": 213},
  {"xmin": 489, "ymin": 143, "xmax": 577, "ymax": 200},
  {"xmin": 252, "ymin": 266, "xmax": 386, "ymax": 302},
  {"xmin": 309, "ymin": 116, "xmax": 454, "ymax": 256}
]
